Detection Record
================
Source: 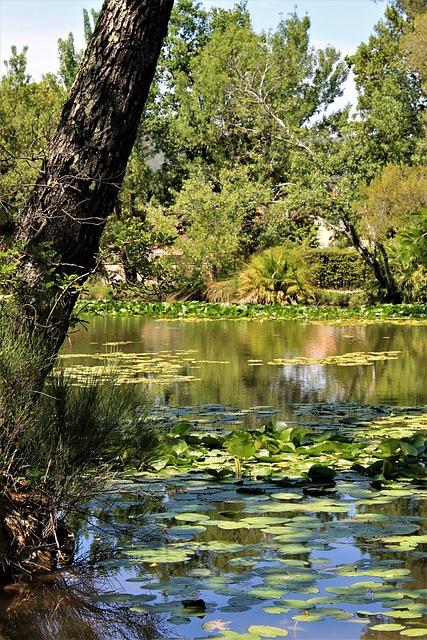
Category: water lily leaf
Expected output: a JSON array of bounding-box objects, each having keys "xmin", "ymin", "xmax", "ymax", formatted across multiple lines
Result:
[
  {"xmin": 276, "ymin": 543, "xmax": 311, "ymax": 555},
  {"xmin": 241, "ymin": 516, "xmax": 289, "ymax": 527},
  {"xmin": 174, "ymin": 512, "xmax": 211, "ymax": 523},
  {"xmin": 187, "ymin": 568, "xmax": 212, "ymax": 577},
  {"xmin": 283, "ymin": 599, "xmax": 317, "ymax": 609},
  {"xmin": 202, "ymin": 541, "xmax": 245, "ymax": 553},
  {"xmin": 370, "ymin": 623, "xmax": 406, "ymax": 631},
  {"xmin": 247, "ymin": 626, "xmax": 288, "ymax": 638},
  {"xmin": 271, "ymin": 492, "xmax": 303, "ymax": 501},
  {"xmin": 387, "ymin": 611, "xmax": 423, "ymax": 619},
  {"xmin": 263, "ymin": 607, "xmax": 289, "ymax": 614},
  {"xmin": 169, "ymin": 525, "xmax": 207, "ymax": 536},
  {"xmin": 124, "ymin": 547, "xmax": 193, "ymax": 563},
  {"xmin": 248, "ymin": 587, "xmax": 286, "ymax": 599},
  {"xmin": 225, "ymin": 431, "xmax": 256, "ymax": 459},
  {"xmin": 217, "ymin": 521, "xmax": 250, "ymax": 530},
  {"xmin": 399, "ymin": 630, "xmax": 427, "ymax": 637},
  {"xmin": 320, "ymin": 608, "xmax": 353, "ymax": 620}
]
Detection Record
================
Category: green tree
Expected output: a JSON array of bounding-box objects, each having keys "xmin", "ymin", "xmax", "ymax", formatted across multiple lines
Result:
[
  {"xmin": 0, "ymin": 48, "xmax": 64, "ymax": 234},
  {"xmin": 357, "ymin": 164, "xmax": 427, "ymax": 300},
  {"xmin": 348, "ymin": 2, "xmax": 425, "ymax": 165},
  {"xmin": 160, "ymin": 8, "xmax": 346, "ymax": 189},
  {"xmin": 57, "ymin": 9, "xmax": 99, "ymax": 89},
  {"xmin": 280, "ymin": 1, "xmax": 426, "ymax": 301}
]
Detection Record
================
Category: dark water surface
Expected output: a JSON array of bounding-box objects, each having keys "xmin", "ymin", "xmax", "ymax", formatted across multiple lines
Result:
[{"xmin": 2, "ymin": 318, "xmax": 426, "ymax": 640}]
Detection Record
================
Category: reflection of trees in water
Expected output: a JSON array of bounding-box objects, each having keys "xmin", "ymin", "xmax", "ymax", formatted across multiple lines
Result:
[
  {"xmin": 353, "ymin": 495, "xmax": 427, "ymax": 640},
  {"xmin": 0, "ymin": 572, "xmax": 164, "ymax": 640},
  {"xmin": 64, "ymin": 318, "xmax": 427, "ymax": 410}
]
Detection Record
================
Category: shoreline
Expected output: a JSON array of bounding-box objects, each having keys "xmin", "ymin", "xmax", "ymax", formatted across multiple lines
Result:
[{"xmin": 76, "ymin": 300, "xmax": 427, "ymax": 323}]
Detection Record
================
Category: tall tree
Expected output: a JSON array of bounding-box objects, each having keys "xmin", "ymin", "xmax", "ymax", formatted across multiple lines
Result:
[
  {"xmin": 8, "ymin": 0, "xmax": 174, "ymax": 356},
  {"xmin": 57, "ymin": 9, "xmax": 100, "ymax": 90}
]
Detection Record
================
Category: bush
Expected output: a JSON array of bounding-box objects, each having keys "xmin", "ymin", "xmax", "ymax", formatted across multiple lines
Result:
[
  {"xmin": 206, "ymin": 244, "xmax": 315, "ymax": 304},
  {"xmin": 404, "ymin": 265, "xmax": 427, "ymax": 303},
  {"xmin": 0, "ymin": 309, "xmax": 158, "ymax": 577},
  {"xmin": 314, "ymin": 289, "xmax": 369, "ymax": 307},
  {"xmin": 308, "ymin": 248, "xmax": 370, "ymax": 290}
]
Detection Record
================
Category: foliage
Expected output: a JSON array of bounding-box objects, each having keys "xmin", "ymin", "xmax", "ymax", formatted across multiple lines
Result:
[
  {"xmin": 308, "ymin": 248, "xmax": 370, "ymax": 290},
  {"xmin": 172, "ymin": 167, "xmax": 270, "ymax": 281},
  {"xmin": 101, "ymin": 211, "xmax": 176, "ymax": 290},
  {"xmin": 154, "ymin": 6, "xmax": 346, "ymax": 188},
  {"xmin": 0, "ymin": 308, "xmax": 157, "ymax": 575},
  {"xmin": 118, "ymin": 1, "xmax": 347, "ymax": 292},
  {"xmin": 96, "ymin": 406, "xmax": 427, "ymax": 639},
  {"xmin": 402, "ymin": 10, "xmax": 427, "ymax": 94},
  {"xmin": 313, "ymin": 288, "xmax": 370, "ymax": 307},
  {"xmin": 76, "ymin": 298, "xmax": 427, "ymax": 321},
  {"xmin": 348, "ymin": 3, "xmax": 425, "ymax": 166},
  {"xmin": 235, "ymin": 244, "xmax": 315, "ymax": 304},
  {"xmin": 357, "ymin": 165, "xmax": 427, "ymax": 243},
  {"xmin": 57, "ymin": 9, "xmax": 99, "ymax": 89},
  {"xmin": 142, "ymin": 414, "xmax": 427, "ymax": 483},
  {"xmin": 356, "ymin": 166, "xmax": 427, "ymax": 301},
  {"xmin": 0, "ymin": 48, "xmax": 64, "ymax": 230}
]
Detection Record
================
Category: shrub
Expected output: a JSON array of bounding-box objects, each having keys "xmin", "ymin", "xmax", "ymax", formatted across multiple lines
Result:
[
  {"xmin": 404, "ymin": 265, "xmax": 427, "ymax": 303},
  {"xmin": 206, "ymin": 244, "xmax": 315, "ymax": 304},
  {"xmin": 0, "ymin": 309, "xmax": 158, "ymax": 577},
  {"xmin": 308, "ymin": 248, "xmax": 370, "ymax": 290},
  {"xmin": 314, "ymin": 289, "xmax": 369, "ymax": 307}
]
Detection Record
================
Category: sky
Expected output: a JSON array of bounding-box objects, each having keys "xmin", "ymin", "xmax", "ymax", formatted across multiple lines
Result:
[{"xmin": 0, "ymin": 0, "xmax": 387, "ymax": 106}]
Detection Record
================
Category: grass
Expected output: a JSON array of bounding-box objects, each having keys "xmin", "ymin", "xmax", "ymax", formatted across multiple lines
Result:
[
  {"xmin": 0, "ymin": 308, "xmax": 159, "ymax": 578},
  {"xmin": 76, "ymin": 299, "xmax": 427, "ymax": 322}
]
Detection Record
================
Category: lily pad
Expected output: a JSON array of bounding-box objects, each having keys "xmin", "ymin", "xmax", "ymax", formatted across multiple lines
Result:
[
  {"xmin": 247, "ymin": 626, "xmax": 288, "ymax": 638},
  {"xmin": 370, "ymin": 623, "xmax": 406, "ymax": 631}
]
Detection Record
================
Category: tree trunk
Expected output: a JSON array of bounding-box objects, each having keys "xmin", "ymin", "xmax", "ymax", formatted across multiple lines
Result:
[
  {"xmin": 15, "ymin": 0, "xmax": 174, "ymax": 356},
  {"xmin": 343, "ymin": 221, "xmax": 402, "ymax": 303}
]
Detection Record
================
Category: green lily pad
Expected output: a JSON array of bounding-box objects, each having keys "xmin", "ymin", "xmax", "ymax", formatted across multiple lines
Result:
[
  {"xmin": 174, "ymin": 512, "xmax": 211, "ymax": 523},
  {"xmin": 248, "ymin": 587, "xmax": 286, "ymax": 599},
  {"xmin": 370, "ymin": 623, "xmax": 406, "ymax": 631},
  {"xmin": 400, "ymin": 631, "xmax": 427, "ymax": 637},
  {"xmin": 217, "ymin": 521, "xmax": 250, "ymax": 530},
  {"xmin": 387, "ymin": 611, "xmax": 423, "ymax": 619},
  {"xmin": 187, "ymin": 568, "xmax": 212, "ymax": 577},
  {"xmin": 124, "ymin": 547, "xmax": 193, "ymax": 563},
  {"xmin": 263, "ymin": 606, "xmax": 289, "ymax": 614},
  {"xmin": 247, "ymin": 626, "xmax": 288, "ymax": 638}
]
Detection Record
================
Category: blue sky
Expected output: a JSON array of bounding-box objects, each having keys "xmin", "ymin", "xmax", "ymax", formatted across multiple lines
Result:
[{"xmin": 1, "ymin": 0, "xmax": 386, "ymax": 105}]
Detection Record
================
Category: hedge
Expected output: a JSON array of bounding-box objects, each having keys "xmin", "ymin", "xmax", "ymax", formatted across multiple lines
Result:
[{"xmin": 308, "ymin": 248, "xmax": 370, "ymax": 290}]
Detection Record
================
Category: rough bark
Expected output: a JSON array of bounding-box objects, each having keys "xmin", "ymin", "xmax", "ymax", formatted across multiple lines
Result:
[{"xmin": 15, "ymin": 0, "xmax": 174, "ymax": 355}]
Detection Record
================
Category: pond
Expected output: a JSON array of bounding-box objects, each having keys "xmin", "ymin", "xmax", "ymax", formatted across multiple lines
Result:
[{"xmin": 3, "ymin": 318, "xmax": 426, "ymax": 640}]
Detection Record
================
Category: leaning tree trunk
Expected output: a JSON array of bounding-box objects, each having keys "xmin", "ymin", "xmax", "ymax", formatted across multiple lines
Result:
[
  {"xmin": 15, "ymin": 0, "xmax": 174, "ymax": 357},
  {"xmin": 344, "ymin": 221, "xmax": 402, "ymax": 303}
]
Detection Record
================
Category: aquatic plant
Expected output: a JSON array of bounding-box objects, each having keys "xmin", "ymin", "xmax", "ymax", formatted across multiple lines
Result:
[{"xmin": 76, "ymin": 299, "xmax": 427, "ymax": 322}]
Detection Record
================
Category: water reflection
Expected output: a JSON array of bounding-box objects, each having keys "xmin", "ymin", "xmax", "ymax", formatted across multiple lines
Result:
[
  {"xmin": 64, "ymin": 318, "xmax": 427, "ymax": 408},
  {"xmin": 6, "ymin": 317, "xmax": 424, "ymax": 640},
  {"xmin": 0, "ymin": 572, "xmax": 164, "ymax": 640}
]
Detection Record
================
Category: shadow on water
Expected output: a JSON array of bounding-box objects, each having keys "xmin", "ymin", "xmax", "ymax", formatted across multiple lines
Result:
[{"xmin": 0, "ymin": 571, "xmax": 165, "ymax": 640}]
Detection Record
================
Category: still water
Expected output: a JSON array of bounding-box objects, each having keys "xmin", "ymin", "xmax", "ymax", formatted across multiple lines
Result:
[
  {"xmin": 63, "ymin": 316, "xmax": 427, "ymax": 408},
  {"xmin": 2, "ymin": 318, "xmax": 426, "ymax": 640}
]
